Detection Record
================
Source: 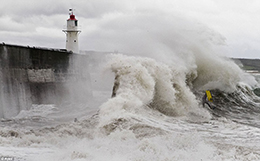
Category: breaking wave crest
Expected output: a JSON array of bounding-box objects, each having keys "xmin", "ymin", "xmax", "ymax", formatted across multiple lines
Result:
[{"xmin": 98, "ymin": 53, "xmax": 259, "ymax": 128}]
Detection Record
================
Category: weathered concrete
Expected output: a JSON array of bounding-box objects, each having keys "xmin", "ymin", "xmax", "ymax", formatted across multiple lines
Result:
[{"xmin": 0, "ymin": 43, "xmax": 92, "ymax": 118}]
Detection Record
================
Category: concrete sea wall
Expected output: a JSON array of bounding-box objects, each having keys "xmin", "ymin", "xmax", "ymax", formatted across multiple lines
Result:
[{"xmin": 0, "ymin": 44, "xmax": 92, "ymax": 118}]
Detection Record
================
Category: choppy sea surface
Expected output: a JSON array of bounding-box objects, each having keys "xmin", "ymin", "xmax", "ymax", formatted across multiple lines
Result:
[{"xmin": 1, "ymin": 53, "xmax": 260, "ymax": 161}]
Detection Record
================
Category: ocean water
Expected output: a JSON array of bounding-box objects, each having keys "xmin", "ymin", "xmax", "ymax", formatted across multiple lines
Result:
[
  {"xmin": 1, "ymin": 53, "xmax": 260, "ymax": 161},
  {"xmin": 1, "ymin": 11, "xmax": 260, "ymax": 161}
]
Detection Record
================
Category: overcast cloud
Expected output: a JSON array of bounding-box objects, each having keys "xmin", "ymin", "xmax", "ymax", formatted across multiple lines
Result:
[{"xmin": 0, "ymin": 0, "xmax": 260, "ymax": 58}]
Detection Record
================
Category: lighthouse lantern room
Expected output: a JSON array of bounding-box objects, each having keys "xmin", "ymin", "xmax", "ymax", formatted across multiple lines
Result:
[{"xmin": 63, "ymin": 9, "xmax": 81, "ymax": 53}]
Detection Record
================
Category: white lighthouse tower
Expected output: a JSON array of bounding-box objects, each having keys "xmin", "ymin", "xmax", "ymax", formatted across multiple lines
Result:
[{"xmin": 63, "ymin": 9, "xmax": 81, "ymax": 53}]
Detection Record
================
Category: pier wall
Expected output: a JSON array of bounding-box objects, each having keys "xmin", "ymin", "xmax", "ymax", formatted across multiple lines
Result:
[{"xmin": 0, "ymin": 44, "xmax": 91, "ymax": 118}]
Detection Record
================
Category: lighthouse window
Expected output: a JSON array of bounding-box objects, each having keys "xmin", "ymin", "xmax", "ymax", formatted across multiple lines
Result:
[{"xmin": 75, "ymin": 20, "xmax": 78, "ymax": 26}]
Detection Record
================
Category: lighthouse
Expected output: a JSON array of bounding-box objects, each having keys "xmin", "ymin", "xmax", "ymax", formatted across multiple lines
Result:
[{"xmin": 63, "ymin": 9, "xmax": 81, "ymax": 53}]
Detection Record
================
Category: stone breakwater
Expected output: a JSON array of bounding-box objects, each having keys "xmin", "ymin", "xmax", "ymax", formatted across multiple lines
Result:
[{"xmin": 0, "ymin": 43, "xmax": 92, "ymax": 118}]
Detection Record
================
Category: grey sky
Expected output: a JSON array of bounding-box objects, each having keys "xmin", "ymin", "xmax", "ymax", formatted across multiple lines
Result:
[{"xmin": 0, "ymin": 0, "xmax": 260, "ymax": 58}]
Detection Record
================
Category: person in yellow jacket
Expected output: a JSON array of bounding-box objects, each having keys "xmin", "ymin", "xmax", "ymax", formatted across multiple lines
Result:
[{"xmin": 202, "ymin": 90, "xmax": 215, "ymax": 109}]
